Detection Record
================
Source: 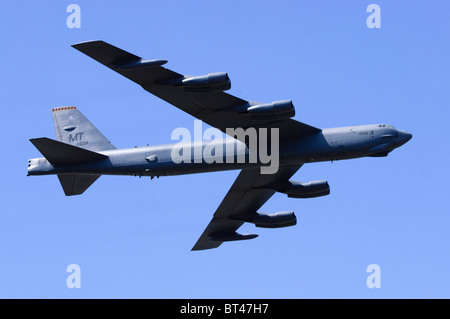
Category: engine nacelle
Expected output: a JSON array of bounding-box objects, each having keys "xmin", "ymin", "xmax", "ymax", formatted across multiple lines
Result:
[
  {"xmin": 244, "ymin": 100, "xmax": 295, "ymax": 120},
  {"xmin": 182, "ymin": 72, "xmax": 231, "ymax": 93},
  {"xmin": 251, "ymin": 211, "xmax": 297, "ymax": 228},
  {"xmin": 280, "ymin": 180, "xmax": 330, "ymax": 199}
]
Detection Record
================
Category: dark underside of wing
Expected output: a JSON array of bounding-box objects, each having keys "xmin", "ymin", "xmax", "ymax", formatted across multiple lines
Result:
[
  {"xmin": 72, "ymin": 41, "xmax": 321, "ymax": 142},
  {"xmin": 72, "ymin": 41, "xmax": 316, "ymax": 250},
  {"xmin": 191, "ymin": 165, "xmax": 302, "ymax": 250}
]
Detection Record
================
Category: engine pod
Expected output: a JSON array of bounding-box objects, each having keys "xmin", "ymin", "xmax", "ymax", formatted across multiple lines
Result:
[
  {"xmin": 282, "ymin": 180, "xmax": 330, "ymax": 198},
  {"xmin": 182, "ymin": 72, "xmax": 231, "ymax": 93},
  {"xmin": 252, "ymin": 211, "xmax": 297, "ymax": 228},
  {"xmin": 244, "ymin": 100, "xmax": 295, "ymax": 120}
]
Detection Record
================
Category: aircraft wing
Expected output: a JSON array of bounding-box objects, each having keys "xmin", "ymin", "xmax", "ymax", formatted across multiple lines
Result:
[
  {"xmin": 192, "ymin": 164, "xmax": 302, "ymax": 250},
  {"xmin": 72, "ymin": 41, "xmax": 313, "ymax": 250},
  {"xmin": 72, "ymin": 40, "xmax": 321, "ymax": 141}
]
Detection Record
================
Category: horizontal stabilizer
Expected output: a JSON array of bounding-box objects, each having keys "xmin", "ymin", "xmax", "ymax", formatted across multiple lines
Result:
[
  {"xmin": 57, "ymin": 174, "xmax": 100, "ymax": 196},
  {"xmin": 30, "ymin": 137, "xmax": 107, "ymax": 165}
]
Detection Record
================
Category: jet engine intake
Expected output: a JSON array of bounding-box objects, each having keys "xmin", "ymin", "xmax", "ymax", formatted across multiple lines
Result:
[
  {"xmin": 280, "ymin": 180, "xmax": 330, "ymax": 198},
  {"xmin": 182, "ymin": 72, "xmax": 231, "ymax": 93},
  {"xmin": 244, "ymin": 100, "xmax": 295, "ymax": 120}
]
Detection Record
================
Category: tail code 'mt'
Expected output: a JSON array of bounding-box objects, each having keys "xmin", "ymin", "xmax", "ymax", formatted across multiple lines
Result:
[
  {"xmin": 29, "ymin": 107, "xmax": 115, "ymax": 196},
  {"xmin": 52, "ymin": 106, "xmax": 116, "ymax": 152}
]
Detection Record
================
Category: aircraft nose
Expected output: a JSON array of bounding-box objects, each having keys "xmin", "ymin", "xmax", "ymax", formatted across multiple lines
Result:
[
  {"xmin": 401, "ymin": 131, "xmax": 412, "ymax": 142},
  {"xmin": 406, "ymin": 132, "xmax": 412, "ymax": 142},
  {"xmin": 397, "ymin": 130, "xmax": 412, "ymax": 146}
]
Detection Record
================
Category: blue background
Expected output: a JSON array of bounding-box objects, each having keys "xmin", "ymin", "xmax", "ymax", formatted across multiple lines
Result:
[{"xmin": 1, "ymin": 1, "xmax": 448, "ymax": 298}]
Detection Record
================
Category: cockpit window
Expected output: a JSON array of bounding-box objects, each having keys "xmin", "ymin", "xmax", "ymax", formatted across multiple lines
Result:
[{"xmin": 378, "ymin": 124, "xmax": 395, "ymax": 128}]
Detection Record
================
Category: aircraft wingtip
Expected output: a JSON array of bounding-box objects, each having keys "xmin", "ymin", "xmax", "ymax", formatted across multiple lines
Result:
[{"xmin": 71, "ymin": 40, "xmax": 104, "ymax": 48}]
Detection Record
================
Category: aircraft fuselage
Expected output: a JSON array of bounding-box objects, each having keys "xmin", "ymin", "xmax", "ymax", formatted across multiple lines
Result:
[{"xmin": 28, "ymin": 124, "xmax": 412, "ymax": 177}]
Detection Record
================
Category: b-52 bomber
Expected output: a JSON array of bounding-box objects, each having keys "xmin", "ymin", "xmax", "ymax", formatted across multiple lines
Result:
[{"xmin": 27, "ymin": 41, "xmax": 412, "ymax": 250}]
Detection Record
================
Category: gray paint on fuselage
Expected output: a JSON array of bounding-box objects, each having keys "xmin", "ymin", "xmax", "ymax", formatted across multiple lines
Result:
[{"xmin": 28, "ymin": 124, "xmax": 412, "ymax": 177}]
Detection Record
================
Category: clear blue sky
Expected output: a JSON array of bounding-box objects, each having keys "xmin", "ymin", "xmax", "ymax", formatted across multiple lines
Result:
[{"xmin": 1, "ymin": 1, "xmax": 449, "ymax": 298}]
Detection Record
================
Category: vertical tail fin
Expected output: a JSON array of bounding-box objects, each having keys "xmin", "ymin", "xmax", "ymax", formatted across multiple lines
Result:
[
  {"xmin": 52, "ymin": 106, "xmax": 116, "ymax": 151},
  {"xmin": 50, "ymin": 106, "xmax": 114, "ymax": 196}
]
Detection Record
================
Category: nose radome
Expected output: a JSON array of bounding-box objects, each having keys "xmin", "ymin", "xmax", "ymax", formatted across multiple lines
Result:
[
  {"xmin": 397, "ymin": 130, "xmax": 412, "ymax": 145},
  {"xmin": 402, "ymin": 131, "xmax": 412, "ymax": 142}
]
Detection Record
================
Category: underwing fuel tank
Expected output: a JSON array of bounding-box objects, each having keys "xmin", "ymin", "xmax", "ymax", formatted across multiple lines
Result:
[{"xmin": 210, "ymin": 232, "xmax": 258, "ymax": 242}]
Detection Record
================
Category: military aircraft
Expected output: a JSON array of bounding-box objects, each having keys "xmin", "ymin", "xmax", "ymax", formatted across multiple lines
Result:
[{"xmin": 27, "ymin": 41, "xmax": 412, "ymax": 250}]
